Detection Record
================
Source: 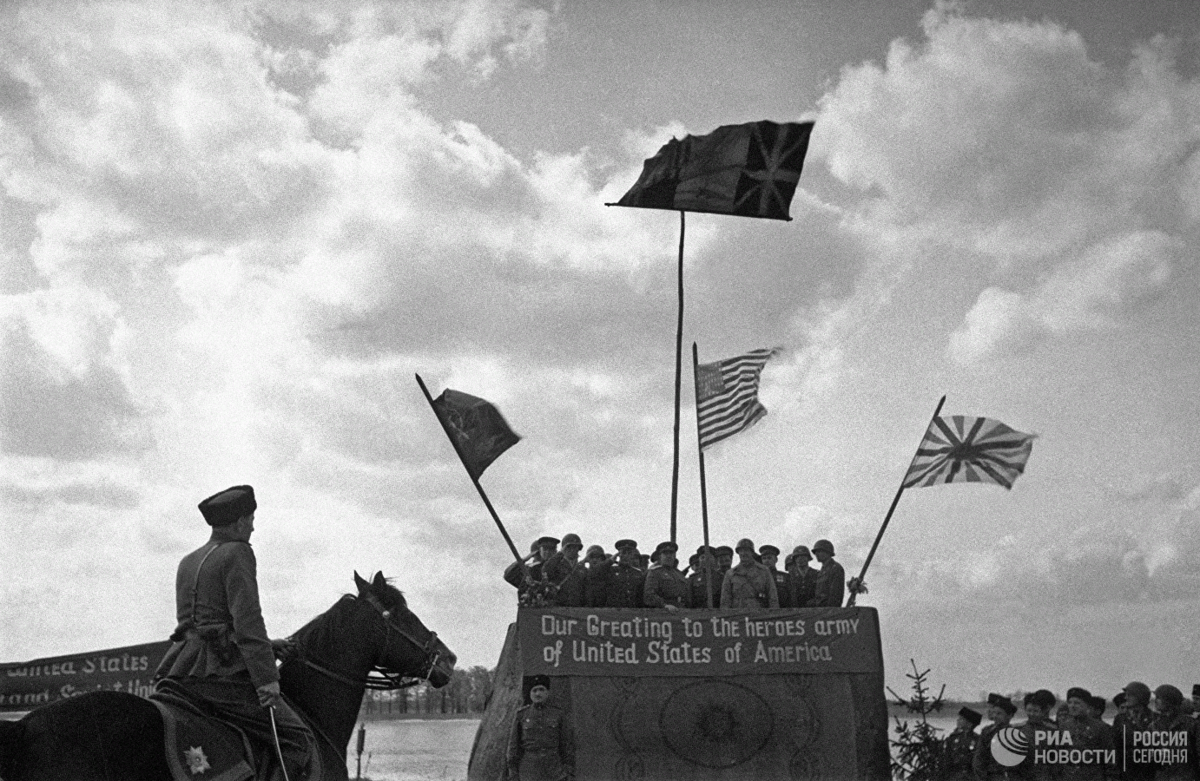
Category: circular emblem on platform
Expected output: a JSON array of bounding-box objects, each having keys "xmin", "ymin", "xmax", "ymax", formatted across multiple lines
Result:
[{"xmin": 659, "ymin": 679, "xmax": 774, "ymax": 768}]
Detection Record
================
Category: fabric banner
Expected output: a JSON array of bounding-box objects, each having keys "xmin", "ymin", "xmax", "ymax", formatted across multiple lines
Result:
[
  {"xmin": 519, "ymin": 607, "xmax": 881, "ymax": 677},
  {"xmin": 0, "ymin": 640, "xmax": 171, "ymax": 711},
  {"xmin": 431, "ymin": 388, "xmax": 521, "ymax": 480}
]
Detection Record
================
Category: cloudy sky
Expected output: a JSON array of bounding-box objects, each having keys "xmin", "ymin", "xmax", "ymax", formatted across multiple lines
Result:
[{"xmin": 3, "ymin": 0, "xmax": 1199, "ymax": 700}]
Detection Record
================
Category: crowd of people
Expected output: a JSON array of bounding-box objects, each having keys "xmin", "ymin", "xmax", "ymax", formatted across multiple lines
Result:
[
  {"xmin": 941, "ymin": 683, "xmax": 1200, "ymax": 780},
  {"xmin": 502, "ymin": 534, "xmax": 854, "ymax": 609}
]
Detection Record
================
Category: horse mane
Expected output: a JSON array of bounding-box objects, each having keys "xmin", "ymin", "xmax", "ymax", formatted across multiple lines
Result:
[{"xmin": 287, "ymin": 574, "xmax": 407, "ymax": 658}]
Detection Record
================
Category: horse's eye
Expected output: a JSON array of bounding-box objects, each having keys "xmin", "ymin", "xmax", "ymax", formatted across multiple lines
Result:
[{"xmin": 382, "ymin": 610, "xmax": 391, "ymax": 619}]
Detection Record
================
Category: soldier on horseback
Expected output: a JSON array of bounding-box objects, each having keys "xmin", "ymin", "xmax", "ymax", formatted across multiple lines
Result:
[{"xmin": 153, "ymin": 485, "xmax": 316, "ymax": 781}]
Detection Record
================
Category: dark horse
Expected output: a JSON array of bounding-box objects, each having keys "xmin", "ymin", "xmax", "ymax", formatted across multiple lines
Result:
[{"xmin": 0, "ymin": 571, "xmax": 456, "ymax": 781}]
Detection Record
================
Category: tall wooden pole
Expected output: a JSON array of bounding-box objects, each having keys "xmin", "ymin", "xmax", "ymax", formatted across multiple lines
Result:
[
  {"xmin": 847, "ymin": 395, "xmax": 946, "ymax": 607},
  {"xmin": 692, "ymin": 342, "xmax": 714, "ymax": 607},
  {"xmin": 416, "ymin": 373, "xmax": 527, "ymax": 569},
  {"xmin": 669, "ymin": 210, "xmax": 686, "ymax": 544}
]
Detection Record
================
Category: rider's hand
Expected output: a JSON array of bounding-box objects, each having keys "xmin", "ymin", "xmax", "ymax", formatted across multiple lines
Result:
[
  {"xmin": 257, "ymin": 681, "xmax": 281, "ymax": 708},
  {"xmin": 270, "ymin": 638, "xmax": 296, "ymax": 662}
]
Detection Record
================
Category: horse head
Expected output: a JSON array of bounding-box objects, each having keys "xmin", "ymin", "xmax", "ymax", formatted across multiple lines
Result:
[{"xmin": 352, "ymin": 570, "xmax": 457, "ymax": 688}]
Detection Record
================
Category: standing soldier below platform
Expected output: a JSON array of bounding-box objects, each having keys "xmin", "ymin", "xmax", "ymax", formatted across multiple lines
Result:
[
  {"xmin": 760, "ymin": 545, "xmax": 790, "ymax": 608},
  {"xmin": 154, "ymin": 485, "xmax": 316, "ymax": 781},
  {"xmin": 720, "ymin": 538, "xmax": 779, "ymax": 609},
  {"xmin": 1112, "ymin": 682, "xmax": 1155, "ymax": 781},
  {"xmin": 974, "ymin": 693, "xmax": 1018, "ymax": 780},
  {"xmin": 940, "ymin": 707, "xmax": 982, "ymax": 781},
  {"xmin": 599, "ymin": 539, "xmax": 645, "ymax": 608},
  {"xmin": 581, "ymin": 545, "xmax": 608, "ymax": 608},
  {"xmin": 1060, "ymin": 687, "xmax": 1112, "ymax": 781},
  {"xmin": 788, "ymin": 545, "xmax": 818, "ymax": 608},
  {"xmin": 543, "ymin": 534, "xmax": 585, "ymax": 607},
  {"xmin": 1150, "ymin": 684, "xmax": 1198, "ymax": 781},
  {"xmin": 508, "ymin": 675, "xmax": 575, "ymax": 781},
  {"xmin": 1016, "ymin": 690, "xmax": 1060, "ymax": 781},
  {"xmin": 688, "ymin": 546, "xmax": 721, "ymax": 608},
  {"xmin": 809, "ymin": 539, "xmax": 845, "ymax": 608},
  {"xmin": 643, "ymin": 541, "xmax": 690, "ymax": 611}
]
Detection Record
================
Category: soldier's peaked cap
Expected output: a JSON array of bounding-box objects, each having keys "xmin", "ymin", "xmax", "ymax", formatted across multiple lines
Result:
[
  {"xmin": 1123, "ymin": 681, "xmax": 1151, "ymax": 705},
  {"xmin": 1025, "ymin": 689, "xmax": 1056, "ymax": 709},
  {"xmin": 759, "ymin": 544, "xmax": 780, "ymax": 556},
  {"xmin": 535, "ymin": 536, "xmax": 560, "ymax": 548},
  {"xmin": 198, "ymin": 485, "xmax": 256, "ymax": 527},
  {"xmin": 1066, "ymin": 687, "xmax": 1092, "ymax": 702},
  {"xmin": 735, "ymin": 538, "xmax": 755, "ymax": 552},
  {"xmin": 615, "ymin": 539, "xmax": 638, "ymax": 551},
  {"xmin": 696, "ymin": 545, "xmax": 716, "ymax": 555},
  {"xmin": 959, "ymin": 707, "xmax": 982, "ymax": 726},
  {"xmin": 987, "ymin": 693, "xmax": 1016, "ymax": 714},
  {"xmin": 1113, "ymin": 692, "xmax": 1126, "ymax": 706},
  {"xmin": 654, "ymin": 541, "xmax": 678, "ymax": 554},
  {"xmin": 812, "ymin": 539, "xmax": 835, "ymax": 555},
  {"xmin": 715, "ymin": 545, "xmax": 734, "ymax": 556},
  {"xmin": 529, "ymin": 675, "xmax": 550, "ymax": 689},
  {"xmin": 561, "ymin": 533, "xmax": 583, "ymax": 548}
]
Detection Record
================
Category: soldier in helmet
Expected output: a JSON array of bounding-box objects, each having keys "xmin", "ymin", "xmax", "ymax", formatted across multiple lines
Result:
[
  {"xmin": 643, "ymin": 541, "xmax": 690, "ymax": 611},
  {"xmin": 973, "ymin": 693, "xmax": 1017, "ymax": 780},
  {"xmin": 940, "ymin": 706, "xmax": 981, "ymax": 781},
  {"xmin": 581, "ymin": 545, "xmax": 608, "ymax": 607},
  {"xmin": 508, "ymin": 675, "xmax": 575, "ymax": 781},
  {"xmin": 543, "ymin": 534, "xmax": 585, "ymax": 607},
  {"xmin": 1113, "ymin": 682, "xmax": 1155, "ymax": 780},
  {"xmin": 788, "ymin": 545, "xmax": 818, "ymax": 608},
  {"xmin": 153, "ymin": 485, "xmax": 315, "ymax": 781},
  {"xmin": 759, "ymin": 545, "xmax": 790, "ymax": 609},
  {"xmin": 1151, "ymin": 684, "xmax": 1197, "ymax": 781},
  {"xmin": 598, "ymin": 540, "xmax": 645, "ymax": 608},
  {"xmin": 720, "ymin": 538, "xmax": 779, "ymax": 609},
  {"xmin": 808, "ymin": 539, "xmax": 845, "ymax": 607}
]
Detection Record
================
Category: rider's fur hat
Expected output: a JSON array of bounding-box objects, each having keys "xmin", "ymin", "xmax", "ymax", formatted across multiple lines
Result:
[{"xmin": 198, "ymin": 485, "xmax": 256, "ymax": 527}]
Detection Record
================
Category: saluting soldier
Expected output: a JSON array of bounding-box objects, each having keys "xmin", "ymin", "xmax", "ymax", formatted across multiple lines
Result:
[
  {"xmin": 940, "ymin": 707, "xmax": 982, "ymax": 781},
  {"xmin": 543, "ymin": 534, "xmax": 586, "ymax": 607},
  {"xmin": 505, "ymin": 536, "xmax": 559, "ymax": 605},
  {"xmin": 153, "ymin": 485, "xmax": 315, "ymax": 781},
  {"xmin": 788, "ymin": 545, "xmax": 818, "ymax": 607},
  {"xmin": 688, "ymin": 546, "xmax": 721, "ymax": 608},
  {"xmin": 809, "ymin": 539, "xmax": 845, "ymax": 607},
  {"xmin": 643, "ymin": 541, "xmax": 690, "ymax": 611},
  {"xmin": 973, "ymin": 693, "xmax": 1018, "ymax": 780},
  {"xmin": 599, "ymin": 539, "xmax": 645, "ymax": 608},
  {"xmin": 760, "ymin": 545, "xmax": 790, "ymax": 608},
  {"xmin": 507, "ymin": 675, "xmax": 575, "ymax": 781},
  {"xmin": 720, "ymin": 538, "xmax": 779, "ymax": 609}
]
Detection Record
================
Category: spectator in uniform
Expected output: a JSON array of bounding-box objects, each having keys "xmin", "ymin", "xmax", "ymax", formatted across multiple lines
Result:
[
  {"xmin": 508, "ymin": 675, "xmax": 575, "ymax": 781},
  {"xmin": 600, "ymin": 539, "xmax": 645, "ymax": 608},
  {"xmin": 973, "ymin": 693, "xmax": 1018, "ymax": 780},
  {"xmin": 1016, "ymin": 690, "xmax": 1059, "ymax": 781},
  {"xmin": 1111, "ymin": 692, "xmax": 1127, "ymax": 722},
  {"xmin": 715, "ymin": 546, "xmax": 734, "ymax": 581},
  {"xmin": 940, "ymin": 706, "xmax": 981, "ymax": 781},
  {"xmin": 788, "ymin": 545, "xmax": 818, "ymax": 608},
  {"xmin": 643, "ymin": 541, "xmax": 690, "ymax": 611},
  {"xmin": 1060, "ymin": 687, "xmax": 1112, "ymax": 781},
  {"xmin": 720, "ymin": 538, "xmax": 779, "ymax": 608},
  {"xmin": 760, "ymin": 545, "xmax": 790, "ymax": 608},
  {"xmin": 505, "ymin": 536, "xmax": 559, "ymax": 603},
  {"xmin": 1112, "ymin": 682, "xmax": 1155, "ymax": 780},
  {"xmin": 1151, "ymin": 684, "xmax": 1198, "ymax": 781},
  {"xmin": 581, "ymin": 545, "xmax": 608, "ymax": 607},
  {"xmin": 688, "ymin": 546, "xmax": 720, "ymax": 609},
  {"xmin": 809, "ymin": 539, "xmax": 845, "ymax": 608},
  {"xmin": 543, "ymin": 533, "xmax": 585, "ymax": 607}
]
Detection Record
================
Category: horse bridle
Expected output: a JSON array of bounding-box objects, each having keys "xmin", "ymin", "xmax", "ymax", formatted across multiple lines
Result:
[{"xmin": 291, "ymin": 593, "xmax": 443, "ymax": 692}]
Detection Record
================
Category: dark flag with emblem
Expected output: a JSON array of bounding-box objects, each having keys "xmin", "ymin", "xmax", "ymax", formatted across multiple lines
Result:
[
  {"xmin": 430, "ymin": 389, "xmax": 521, "ymax": 479},
  {"xmin": 611, "ymin": 120, "xmax": 814, "ymax": 220},
  {"xmin": 695, "ymin": 348, "xmax": 777, "ymax": 450},
  {"xmin": 903, "ymin": 415, "xmax": 1036, "ymax": 490}
]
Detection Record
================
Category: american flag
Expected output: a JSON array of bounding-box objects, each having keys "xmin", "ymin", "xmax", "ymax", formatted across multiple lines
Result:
[
  {"xmin": 695, "ymin": 348, "xmax": 777, "ymax": 450},
  {"xmin": 902, "ymin": 415, "xmax": 1035, "ymax": 490}
]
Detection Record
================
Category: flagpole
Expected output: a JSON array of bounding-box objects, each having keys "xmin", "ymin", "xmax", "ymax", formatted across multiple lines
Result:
[
  {"xmin": 669, "ymin": 210, "xmax": 686, "ymax": 546},
  {"xmin": 847, "ymin": 394, "xmax": 946, "ymax": 607},
  {"xmin": 415, "ymin": 373, "xmax": 527, "ymax": 569},
  {"xmin": 692, "ymin": 342, "xmax": 714, "ymax": 607}
]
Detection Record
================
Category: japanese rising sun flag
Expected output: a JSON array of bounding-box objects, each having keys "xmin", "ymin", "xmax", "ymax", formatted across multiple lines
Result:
[
  {"xmin": 430, "ymin": 389, "xmax": 521, "ymax": 480},
  {"xmin": 902, "ymin": 416, "xmax": 1036, "ymax": 490},
  {"xmin": 695, "ymin": 348, "xmax": 777, "ymax": 450},
  {"xmin": 611, "ymin": 120, "xmax": 814, "ymax": 221}
]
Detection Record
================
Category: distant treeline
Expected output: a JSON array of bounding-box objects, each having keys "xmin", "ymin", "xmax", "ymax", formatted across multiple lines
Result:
[{"xmin": 360, "ymin": 665, "xmax": 495, "ymax": 718}]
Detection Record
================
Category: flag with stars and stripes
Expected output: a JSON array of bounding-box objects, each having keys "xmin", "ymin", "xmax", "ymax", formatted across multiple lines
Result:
[
  {"xmin": 610, "ymin": 121, "xmax": 814, "ymax": 221},
  {"xmin": 902, "ymin": 416, "xmax": 1036, "ymax": 490},
  {"xmin": 695, "ymin": 348, "xmax": 777, "ymax": 450}
]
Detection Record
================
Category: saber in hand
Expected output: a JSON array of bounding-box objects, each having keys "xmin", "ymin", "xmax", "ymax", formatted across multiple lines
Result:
[{"xmin": 268, "ymin": 705, "xmax": 292, "ymax": 781}]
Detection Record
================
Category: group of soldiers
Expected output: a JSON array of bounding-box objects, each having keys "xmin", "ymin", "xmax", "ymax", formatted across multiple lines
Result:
[
  {"xmin": 941, "ymin": 682, "xmax": 1200, "ymax": 780},
  {"xmin": 502, "ymin": 533, "xmax": 851, "ymax": 610}
]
